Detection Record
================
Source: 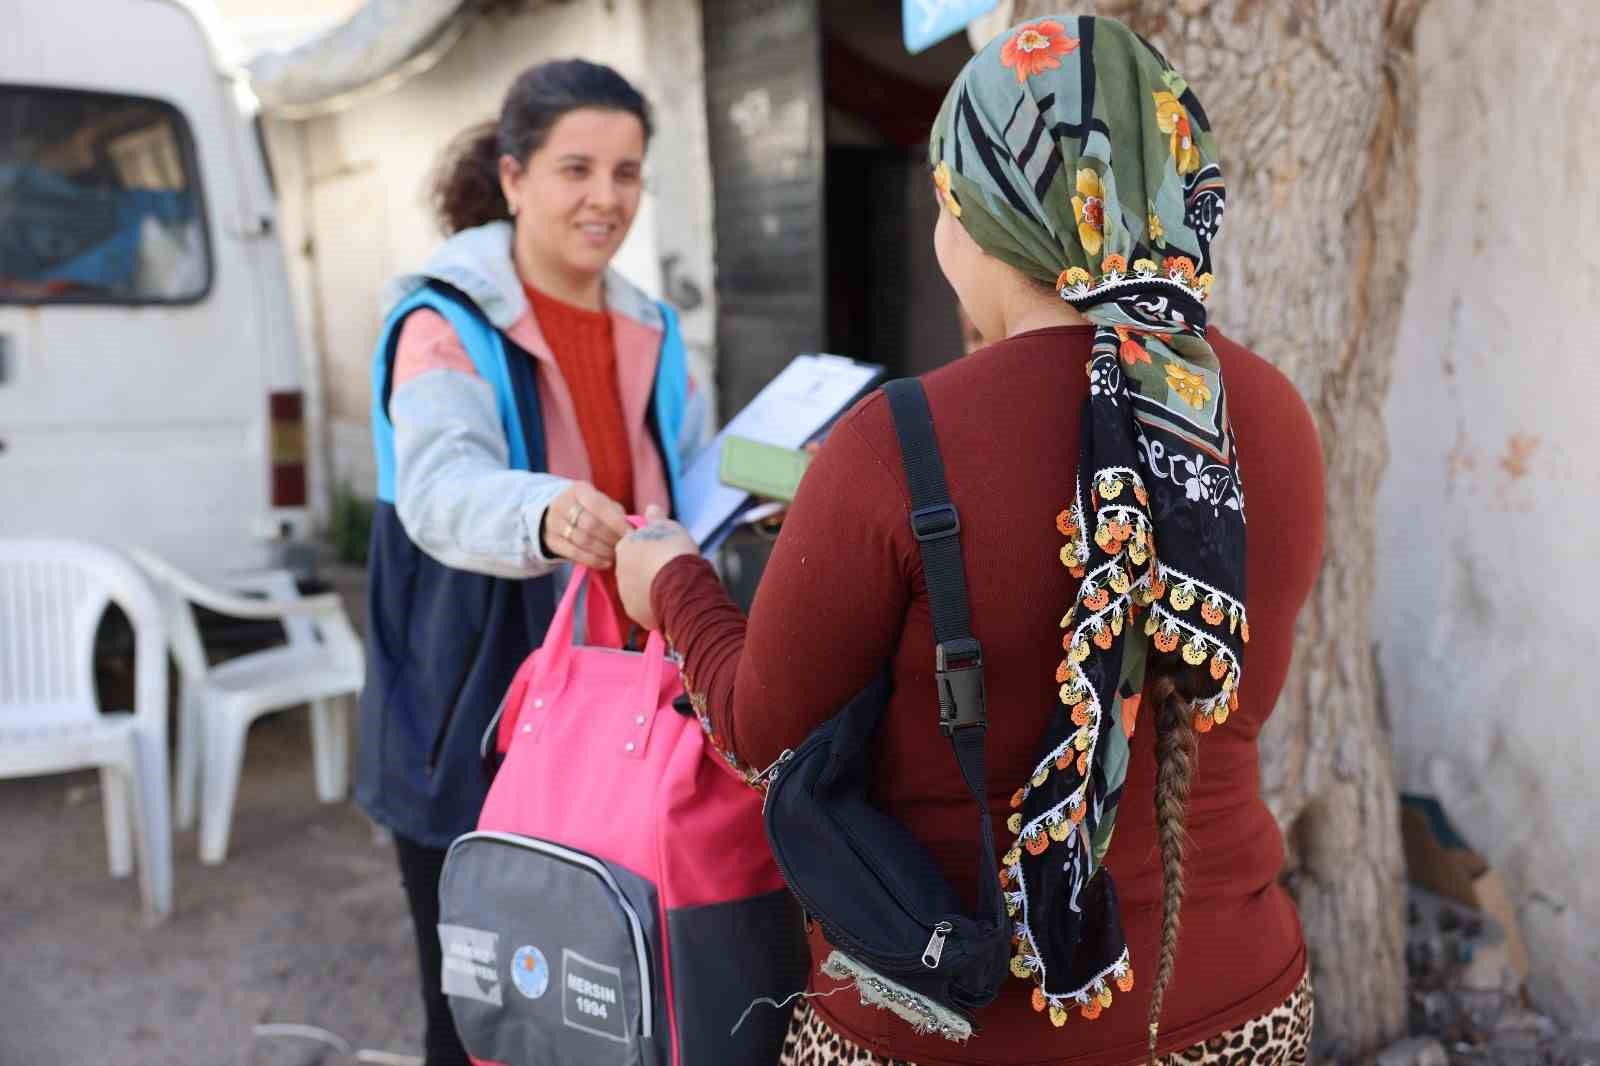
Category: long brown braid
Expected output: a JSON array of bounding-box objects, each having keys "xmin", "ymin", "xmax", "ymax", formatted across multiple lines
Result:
[{"xmin": 1144, "ymin": 666, "xmax": 1203, "ymax": 1065}]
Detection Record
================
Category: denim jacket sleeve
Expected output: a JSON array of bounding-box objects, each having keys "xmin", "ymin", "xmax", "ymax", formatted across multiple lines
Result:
[{"xmin": 391, "ymin": 367, "xmax": 568, "ymax": 579}]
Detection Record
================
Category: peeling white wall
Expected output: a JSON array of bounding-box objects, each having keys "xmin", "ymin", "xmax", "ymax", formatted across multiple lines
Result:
[
  {"xmin": 262, "ymin": 0, "xmax": 714, "ymax": 498},
  {"xmin": 637, "ymin": 0, "xmax": 718, "ymax": 415},
  {"xmin": 1375, "ymin": 0, "xmax": 1600, "ymax": 1027}
]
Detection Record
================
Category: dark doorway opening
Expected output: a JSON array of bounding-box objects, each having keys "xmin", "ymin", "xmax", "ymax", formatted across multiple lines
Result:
[
  {"xmin": 699, "ymin": 0, "xmax": 979, "ymax": 607},
  {"xmin": 821, "ymin": 0, "xmax": 972, "ymax": 380},
  {"xmin": 700, "ymin": 0, "xmax": 977, "ymax": 421}
]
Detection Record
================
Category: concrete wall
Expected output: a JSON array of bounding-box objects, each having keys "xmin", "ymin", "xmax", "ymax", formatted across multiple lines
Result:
[
  {"xmin": 263, "ymin": 0, "xmax": 715, "ymax": 499},
  {"xmin": 1375, "ymin": 0, "xmax": 1600, "ymax": 1026}
]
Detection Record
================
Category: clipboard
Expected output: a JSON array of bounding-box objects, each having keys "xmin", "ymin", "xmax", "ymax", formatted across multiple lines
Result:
[{"xmin": 677, "ymin": 354, "xmax": 883, "ymax": 551}]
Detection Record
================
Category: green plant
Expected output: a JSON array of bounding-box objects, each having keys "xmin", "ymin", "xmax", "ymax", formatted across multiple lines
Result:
[{"xmin": 329, "ymin": 482, "xmax": 374, "ymax": 566}]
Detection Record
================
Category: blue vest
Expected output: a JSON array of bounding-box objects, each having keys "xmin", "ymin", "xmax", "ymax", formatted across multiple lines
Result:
[{"xmin": 357, "ymin": 281, "xmax": 688, "ymax": 846}]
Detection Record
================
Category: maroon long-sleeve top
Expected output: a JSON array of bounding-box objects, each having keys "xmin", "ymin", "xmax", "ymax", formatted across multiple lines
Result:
[{"xmin": 652, "ymin": 325, "xmax": 1325, "ymax": 1065}]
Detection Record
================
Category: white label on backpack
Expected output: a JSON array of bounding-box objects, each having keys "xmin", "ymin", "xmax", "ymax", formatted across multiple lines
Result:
[
  {"xmin": 561, "ymin": 949, "xmax": 629, "ymax": 1043},
  {"xmin": 439, "ymin": 923, "xmax": 502, "ymax": 1006}
]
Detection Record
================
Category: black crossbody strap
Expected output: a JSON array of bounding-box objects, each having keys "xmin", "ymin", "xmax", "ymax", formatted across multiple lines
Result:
[{"xmin": 884, "ymin": 379, "xmax": 1003, "ymax": 925}]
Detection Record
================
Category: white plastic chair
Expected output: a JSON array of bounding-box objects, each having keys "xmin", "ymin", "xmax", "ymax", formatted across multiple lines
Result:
[
  {"xmin": 130, "ymin": 549, "xmax": 364, "ymax": 865},
  {"xmin": 0, "ymin": 539, "xmax": 173, "ymax": 919}
]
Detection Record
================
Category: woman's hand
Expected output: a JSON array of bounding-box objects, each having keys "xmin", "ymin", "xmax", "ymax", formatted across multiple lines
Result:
[
  {"xmin": 615, "ymin": 505, "xmax": 699, "ymax": 631},
  {"xmin": 541, "ymin": 481, "xmax": 635, "ymax": 569}
]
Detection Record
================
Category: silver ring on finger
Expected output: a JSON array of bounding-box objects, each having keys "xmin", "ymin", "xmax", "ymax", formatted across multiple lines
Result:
[
  {"xmin": 564, "ymin": 519, "xmax": 577, "ymax": 542},
  {"xmin": 568, "ymin": 504, "xmax": 582, "ymax": 525}
]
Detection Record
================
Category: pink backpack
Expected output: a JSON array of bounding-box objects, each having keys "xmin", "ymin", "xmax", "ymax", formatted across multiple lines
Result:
[{"xmin": 438, "ymin": 566, "xmax": 808, "ymax": 1066}]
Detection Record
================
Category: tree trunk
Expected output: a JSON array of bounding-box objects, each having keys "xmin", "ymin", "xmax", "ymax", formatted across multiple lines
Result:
[{"xmin": 1000, "ymin": 1, "xmax": 1426, "ymax": 1058}]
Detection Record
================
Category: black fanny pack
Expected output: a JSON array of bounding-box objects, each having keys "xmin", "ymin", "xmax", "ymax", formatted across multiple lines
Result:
[{"xmin": 761, "ymin": 378, "xmax": 1011, "ymax": 1042}]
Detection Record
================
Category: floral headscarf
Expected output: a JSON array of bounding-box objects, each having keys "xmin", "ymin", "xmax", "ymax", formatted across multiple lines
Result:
[{"xmin": 929, "ymin": 15, "xmax": 1247, "ymax": 1027}]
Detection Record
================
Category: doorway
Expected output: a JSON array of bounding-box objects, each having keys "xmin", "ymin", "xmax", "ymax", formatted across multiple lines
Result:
[
  {"xmin": 821, "ymin": 0, "xmax": 972, "ymax": 380},
  {"xmin": 699, "ymin": 0, "xmax": 979, "ymax": 607},
  {"xmin": 700, "ymin": 0, "xmax": 976, "ymax": 420}
]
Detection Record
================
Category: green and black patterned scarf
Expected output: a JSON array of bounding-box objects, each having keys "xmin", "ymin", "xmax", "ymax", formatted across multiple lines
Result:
[{"xmin": 929, "ymin": 14, "xmax": 1247, "ymax": 1027}]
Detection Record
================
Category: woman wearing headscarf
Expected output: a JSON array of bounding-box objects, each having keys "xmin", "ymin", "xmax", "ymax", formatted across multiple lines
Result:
[{"xmin": 617, "ymin": 15, "xmax": 1323, "ymax": 1065}]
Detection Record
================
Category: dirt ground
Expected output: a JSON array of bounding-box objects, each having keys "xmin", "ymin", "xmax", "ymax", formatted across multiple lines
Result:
[
  {"xmin": 0, "ymin": 568, "xmax": 428, "ymax": 1066},
  {"xmin": 0, "ymin": 708, "xmax": 426, "ymax": 1066}
]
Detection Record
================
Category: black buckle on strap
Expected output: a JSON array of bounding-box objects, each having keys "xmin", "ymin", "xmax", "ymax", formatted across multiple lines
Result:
[
  {"xmin": 911, "ymin": 503, "xmax": 961, "ymax": 542},
  {"xmin": 935, "ymin": 637, "xmax": 986, "ymax": 735}
]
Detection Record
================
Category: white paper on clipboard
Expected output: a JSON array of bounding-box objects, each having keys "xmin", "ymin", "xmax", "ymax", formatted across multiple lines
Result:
[{"xmin": 679, "ymin": 354, "xmax": 882, "ymax": 550}]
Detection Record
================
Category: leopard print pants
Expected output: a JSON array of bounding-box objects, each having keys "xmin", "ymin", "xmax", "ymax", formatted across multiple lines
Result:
[{"xmin": 777, "ymin": 970, "xmax": 1313, "ymax": 1066}]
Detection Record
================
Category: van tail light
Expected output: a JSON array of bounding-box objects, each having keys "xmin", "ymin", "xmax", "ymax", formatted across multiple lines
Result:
[{"xmin": 269, "ymin": 390, "xmax": 308, "ymax": 508}]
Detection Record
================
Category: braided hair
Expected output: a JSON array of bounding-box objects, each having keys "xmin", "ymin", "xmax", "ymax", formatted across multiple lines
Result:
[{"xmin": 1144, "ymin": 665, "xmax": 1204, "ymax": 1064}]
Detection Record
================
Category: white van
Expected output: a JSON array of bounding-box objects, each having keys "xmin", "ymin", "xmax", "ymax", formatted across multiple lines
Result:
[{"xmin": 0, "ymin": 0, "xmax": 313, "ymax": 574}]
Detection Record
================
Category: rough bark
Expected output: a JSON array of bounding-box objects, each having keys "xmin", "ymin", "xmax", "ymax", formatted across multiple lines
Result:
[{"xmin": 1001, "ymin": 1, "xmax": 1426, "ymax": 1058}]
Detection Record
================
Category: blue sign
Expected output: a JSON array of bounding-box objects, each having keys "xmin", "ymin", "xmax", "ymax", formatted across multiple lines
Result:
[{"xmin": 903, "ymin": 0, "xmax": 999, "ymax": 55}]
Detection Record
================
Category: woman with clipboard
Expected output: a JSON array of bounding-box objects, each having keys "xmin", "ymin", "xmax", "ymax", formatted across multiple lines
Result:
[{"xmin": 356, "ymin": 60, "xmax": 705, "ymax": 1066}]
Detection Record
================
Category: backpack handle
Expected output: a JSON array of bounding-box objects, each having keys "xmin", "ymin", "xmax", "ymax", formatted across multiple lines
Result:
[{"xmin": 507, "ymin": 516, "xmax": 671, "ymax": 757}]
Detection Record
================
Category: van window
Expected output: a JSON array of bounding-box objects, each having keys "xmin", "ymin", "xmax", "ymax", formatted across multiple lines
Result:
[{"xmin": 0, "ymin": 86, "xmax": 211, "ymax": 304}]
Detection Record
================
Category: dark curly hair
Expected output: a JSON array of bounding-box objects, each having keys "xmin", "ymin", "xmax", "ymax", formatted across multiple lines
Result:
[{"xmin": 430, "ymin": 58, "xmax": 654, "ymax": 235}]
